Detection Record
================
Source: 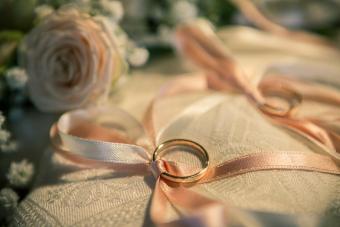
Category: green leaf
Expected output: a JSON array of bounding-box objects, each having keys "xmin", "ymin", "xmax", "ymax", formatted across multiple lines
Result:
[
  {"xmin": 0, "ymin": 31, "xmax": 24, "ymax": 44},
  {"xmin": 0, "ymin": 31, "xmax": 23, "ymax": 67},
  {"xmin": 0, "ymin": 65, "xmax": 6, "ymax": 75}
]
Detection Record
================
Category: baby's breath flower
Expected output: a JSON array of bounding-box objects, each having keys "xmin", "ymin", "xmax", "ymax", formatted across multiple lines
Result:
[
  {"xmin": 1, "ymin": 141, "xmax": 18, "ymax": 153},
  {"xmin": 127, "ymin": 47, "xmax": 149, "ymax": 67},
  {"xmin": 0, "ymin": 129, "xmax": 10, "ymax": 143},
  {"xmin": 158, "ymin": 25, "xmax": 173, "ymax": 43},
  {"xmin": 34, "ymin": 4, "xmax": 54, "ymax": 19},
  {"xmin": 0, "ymin": 113, "xmax": 17, "ymax": 153},
  {"xmin": 171, "ymin": 1, "xmax": 198, "ymax": 23},
  {"xmin": 98, "ymin": 0, "xmax": 124, "ymax": 21},
  {"xmin": 7, "ymin": 160, "xmax": 34, "ymax": 187},
  {"xmin": 0, "ymin": 187, "xmax": 19, "ymax": 220},
  {"xmin": 5, "ymin": 67, "xmax": 28, "ymax": 90}
]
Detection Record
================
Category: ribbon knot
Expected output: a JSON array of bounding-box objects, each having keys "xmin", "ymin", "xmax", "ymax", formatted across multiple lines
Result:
[
  {"xmin": 50, "ymin": 104, "xmax": 340, "ymax": 227},
  {"xmin": 150, "ymin": 159, "xmax": 166, "ymax": 179}
]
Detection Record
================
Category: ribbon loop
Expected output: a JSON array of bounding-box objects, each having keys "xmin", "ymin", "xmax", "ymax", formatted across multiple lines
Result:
[
  {"xmin": 52, "ymin": 106, "xmax": 152, "ymax": 166},
  {"xmin": 175, "ymin": 21, "xmax": 340, "ymax": 159}
]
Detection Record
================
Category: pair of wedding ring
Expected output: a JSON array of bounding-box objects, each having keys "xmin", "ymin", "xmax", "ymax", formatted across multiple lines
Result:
[
  {"xmin": 152, "ymin": 139, "xmax": 209, "ymax": 183},
  {"xmin": 153, "ymin": 87, "xmax": 301, "ymax": 183}
]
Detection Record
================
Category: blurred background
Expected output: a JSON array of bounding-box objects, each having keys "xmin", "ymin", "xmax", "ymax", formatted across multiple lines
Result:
[
  {"xmin": 1, "ymin": 0, "xmax": 339, "ymax": 104},
  {"xmin": 0, "ymin": 0, "xmax": 340, "ymax": 44}
]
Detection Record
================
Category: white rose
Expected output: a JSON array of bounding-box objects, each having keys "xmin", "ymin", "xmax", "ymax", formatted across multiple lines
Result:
[
  {"xmin": 21, "ymin": 7, "xmax": 125, "ymax": 112},
  {"xmin": 99, "ymin": 0, "xmax": 124, "ymax": 21}
]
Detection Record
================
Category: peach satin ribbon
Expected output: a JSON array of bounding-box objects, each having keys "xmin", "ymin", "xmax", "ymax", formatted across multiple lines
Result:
[
  {"xmin": 175, "ymin": 23, "xmax": 340, "ymax": 161},
  {"xmin": 51, "ymin": 93, "xmax": 340, "ymax": 226},
  {"xmin": 231, "ymin": 0, "xmax": 335, "ymax": 48},
  {"xmin": 48, "ymin": 18, "xmax": 340, "ymax": 227}
]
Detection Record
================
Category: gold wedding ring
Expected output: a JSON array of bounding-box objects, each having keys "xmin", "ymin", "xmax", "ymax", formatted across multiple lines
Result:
[
  {"xmin": 152, "ymin": 139, "xmax": 209, "ymax": 183},
  {"xmin": 259, "ymin": 85, "xmax": 302, "ymax": 117}
]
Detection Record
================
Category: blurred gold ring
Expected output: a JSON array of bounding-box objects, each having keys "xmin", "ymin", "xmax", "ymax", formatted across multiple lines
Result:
[
  {"xmin": 259, "ymin": 86, "xmax": 302, "ymax": 117},
  {"xmin": 152, "ymin": 139, "xmax": 209, "ymax": 183}
]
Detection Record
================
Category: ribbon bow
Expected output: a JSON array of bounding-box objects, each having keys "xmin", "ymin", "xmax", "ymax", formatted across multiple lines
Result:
[
  {"xmin": 50, "ymin": 85, "xmax": 340, "ymax": 226},
  {"xmin": 175, "ymin": 22, "xmax": 340, "ymax": 161}
]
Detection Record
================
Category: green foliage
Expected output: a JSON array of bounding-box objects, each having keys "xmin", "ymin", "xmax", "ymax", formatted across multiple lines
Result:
[
  {"xmin": 0, "ymin": 0, "xmax": 38, "ymax": 31},
  {"xmin": 38, "ymin": 0, "xmax": 71, "ymax": 8},
  {"xmin": 0, "ymin": 31, "xmax": 23, "ymax": 44},
  {"xmin": 196, "ymin": 0, "xmax": 237, "ymax": 26},
  {"xmin": 0, "ymin": 31, "xmax": 23, "ymax": 68}
]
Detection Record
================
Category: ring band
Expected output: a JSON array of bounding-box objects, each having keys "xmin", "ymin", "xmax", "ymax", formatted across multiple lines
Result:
[
  {"xmin": 259, "ymin": 85, "xmax": 302, "ymax": 117},
  {"xmin": 152, "ymin": 139, "xmax": 209, "ymax": 183}
]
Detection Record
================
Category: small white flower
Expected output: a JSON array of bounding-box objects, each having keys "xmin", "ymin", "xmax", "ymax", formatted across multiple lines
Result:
[
  {"xmin": 7, "ymin": 160, "xmax": 34, "ymax": 187},
  {"xmin": 171, "ymin": 1, "xmax": 198, "ymax": 23},
  {"xmin": 158, "ymin": 25, "xmax": 174, "ymax": 43},
  {"xmin": 0, "ymin": 113, "xmax": 16, "ymax": 153},
  {"xmin": 1, "ymin": 141, "xmax": 18, "ymax": 153},
  {"xmin": 34, "ymin": 4, "xmax": 54, "ymax": 19},
  {"xmin": 128, "ymin": 47, "xmax": 149, "ymax": 67},
  {"xmin": 99, "ymin": 0, "xmax": 124, "ymax": 21},
  {"xmin": 0, "ymin": 129, "xmax": 10, "ymax": 144},
  {"xmin": 5, "ymin": 67, "xmax": 28, "ymax": 90}
]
